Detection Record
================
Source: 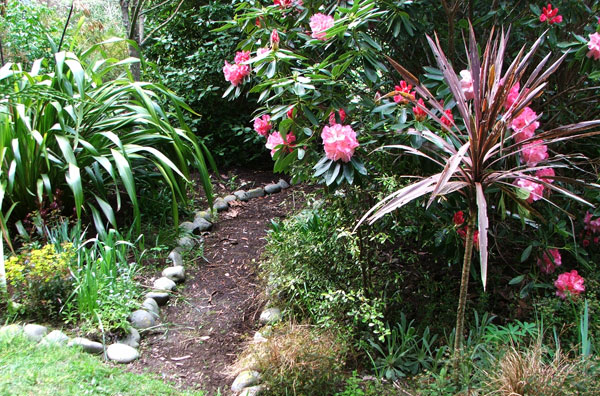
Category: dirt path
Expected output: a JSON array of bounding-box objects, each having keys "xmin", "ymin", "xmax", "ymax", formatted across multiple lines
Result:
[{"xmin": 128, "ymin": 171, "xmax": 306, "ymax": 395}]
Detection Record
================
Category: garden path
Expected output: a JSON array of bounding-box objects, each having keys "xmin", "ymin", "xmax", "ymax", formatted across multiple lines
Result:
[{"xmin": 127, "ymin": 169, "xmax": 306, "ymax": 395}]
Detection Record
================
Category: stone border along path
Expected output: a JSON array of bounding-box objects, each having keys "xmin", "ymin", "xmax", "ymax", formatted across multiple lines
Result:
[{"xmin": 0, "ymin": 178, "xmax": 290, "ymax": 392}]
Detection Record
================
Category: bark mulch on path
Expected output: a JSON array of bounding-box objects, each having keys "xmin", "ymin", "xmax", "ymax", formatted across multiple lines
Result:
[{"xmin": 128, "ymin": 171, "xmax": 310, "ymax": 395}]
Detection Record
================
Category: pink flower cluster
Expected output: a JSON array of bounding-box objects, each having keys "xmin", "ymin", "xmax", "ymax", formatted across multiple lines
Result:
[
  {"xmin": 554, "ymin": 270, "xmax": 585, "ymax": 299},
  {"xmin": 321, "ymin": 123, "xmax": 359, "ymax": 162},
  {"xmin": 393, "ymin": 81, "xmax": 415, "ymax": 104},
  {"xmin": 581, "ymin": 211, "xmax": 600, "ymax": 247},
  {"xmin": 537, "ymin": 248, "xmax": 561, "ymax": 274},
  {"xmin": 539, "ymin": 3, "xmax": 563, "ymax": 24},
  {"xmin": 413, "ymin": 98, "xmax": 427, "ymax": 121},
  {"xmin": 328, "ymin": 108, "xmax": 346, "ymax": 125},
  {"xmin": 274, "ymin": 0, "xmax": 302, "ymax": 8},
  {"xmin": 266, "ymin": 132, "xmax": 296, "ymax": 157},
  {"xmin": 510, "ymin": 106, "xmax": 538, "ymax": 144},
  {"xmin": 587, "ymin": 32, "xmax": 600, "ymax": 61},
  {"xmin": 310, "ymin": 13, "xmax": 334, "ymax": 41},
  {"xmin": 253, "ymin": 114, "xmax": 273, "ymax": 137},
  {"xmin": 453, "ymin": 211, "xmax": 480, "ymax": 249},
  {"xmin": 223, "ymin": 51, "xmax": 251, "ymax": 86}
]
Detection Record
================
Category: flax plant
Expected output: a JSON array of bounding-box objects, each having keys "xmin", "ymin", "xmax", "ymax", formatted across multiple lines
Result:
[
  {"xmin": 358, "ymin": 26, "xmax": 600, "ymax": 366},
  {"xmin": 0, "ymin": 39, "xmax": 215, "ymax": 241}
]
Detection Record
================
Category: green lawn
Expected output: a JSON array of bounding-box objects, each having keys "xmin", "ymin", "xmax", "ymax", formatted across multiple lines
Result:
[{"xmin": 0, "ymin": 334, "xmax": 204, "ymax": 396}]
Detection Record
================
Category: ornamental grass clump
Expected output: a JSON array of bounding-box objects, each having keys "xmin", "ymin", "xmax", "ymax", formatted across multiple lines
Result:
[{"xmin": 357, "ymin": 25, "xmax": 600, "ymax": 368}]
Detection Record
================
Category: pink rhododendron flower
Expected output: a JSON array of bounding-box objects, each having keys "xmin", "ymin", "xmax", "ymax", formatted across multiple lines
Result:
[
  {"xmin": 555, "ymin": 270, "xmax": 585, "ymax": 299},
  {"xmin": 539, "ymin": 3, "xmax": 562, "ymax": 24},
  {"xmin": 266, "ymin": 132, "xmax": 296, "ymax": 157},
  {"xmin": 515, "ymin": 178, "xmax": 545, "ymax": 203},
  {"xmin": 328, "ymin": 109, "xmax": 346, "ymax": 125},
  {"xmin": 287, "ymin": 106, "xmax": 295, "ymax": 119},
  {"xmin": 321, "ymin": 123, "xmax": 359, "ymax": 162},
  {"xmin": 234, "ymin": 51, "xmax": 250, "ymax": 64},
  {"xmin": 441, "ymin": 109, "xmax": 454, "ymax": 127},
  {"xmin": 223, "ymin": 61, "xmax": 250, "ymax": 86},
  {"xmin": 310, "ymin": 13, "xmax": 334, "ymax": 41},
  {"xmin": 521, "ymin": 140, "xmax": 548, "ymax": 166},
  {"xmin": 271, "ymin": 29, "xmax": 280, "ymax": 47},
  {"xmin": 393, "ymin": 81, "xmax": 415, "ymax": 104},
  {"xmin": 504, "ymin": 82, "xmax": 520, "ymax": 110},
  {"xmin": 459, "ymin": 70, "xmax": 474, "ymax": 100},
  {"xmin": 413, "ymin": 98, "xmax": 427, "ymax": 121},
  {"xmin": 511, "ymin": 107, "xmax": 539, "ymax": 143},
  {"xmin": 535, "ymin": 167, "xmax": 555, "ymax": 183},
  {"xmin": 584, "ymin": 211, "xmax": 600, "ymax": 234},
  {"xmin": 274, "ymin": 0, "xmax": 293, "ymax": 7},
  {"xmin": 253, "ymin": 115, "xmax": 273, "ymax": 137},
  {"xmin": 537, "ymin": 248, "xmax": 562, "ymax": 274},
  {"xmin": 587, "ymin": 33, "xmax": 600, "ymax": 61}
]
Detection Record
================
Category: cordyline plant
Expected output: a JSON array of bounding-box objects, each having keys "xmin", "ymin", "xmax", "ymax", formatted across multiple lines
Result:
[{"xmin": 357, "ymin": 25, "xmax": 600, "ymax": 365}]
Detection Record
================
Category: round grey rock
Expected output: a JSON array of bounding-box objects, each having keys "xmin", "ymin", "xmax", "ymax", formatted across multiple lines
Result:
[
  {"xmin": 106, "ymin": 343, "xmax": 139, "ymax": 363},
  {"xmin": 162, "ymin": 266, "xmax": 185, "ymax": 283},
  {"xmin": 43, "ymin": 330, "xmax": 69, "ymax": 345},
  {"xmin": 145, "ymin": 291, "xmax": 170, "ymax": 306},
  {"xmin": 168, "ymin": 250, "xmax": 183, "ymax": 267},
  {"xmin": 0, "ymin": 324, "xmax": 22, "ymax": 338},
  {"xmin": 264, "ymin": 183, "xmax": 281, "ymax": 194},
  {"xmin": 234, "ymin": 190, "xmax": 249, "ymax": 201},
  {"xmin": 253, "ymin": 331, "xmax": 267, "ymax": 343},
  {"xmin": 153, "ymin": 277, "xmax": 176, "ymax": 291},
  {"xmin": 193, "ymin": 217, "xmax": 212, "ymax": 233},
  {"xmin": 278, "ymin": 179, "xmax": 290, "ymax": 189},
  {"xmin": 246, "ymin": 188, "xmax": 265, "ymax": 199},
  {"xmin": 194, "ymin": 210, "xmax": 212, "ymax": 222},
  {"xmin": 129, "ymin": 309, "xmax": 157, "ymax": 330},
  {"xmin": 68, "ymin": 337, "xmax": 104, "ymax": 354},
  {"xmin": 141, "ymin": 298, "xmax": 160, "ymax": 316},
  {"xmin": 239, "ymin": 385, "xmax": 266, "ymax": 396},
  {"xmin": 231, "ymin": 370, "xmax": 261, "ymax": 392},
  {"xmin": 179, "ymin": 221, "xmax": 196, "ymax": 234},
  {"xmin": 223, "ymin": 194, "xmax": 237, "ymax": 203},
  {"xmin": 259, "ymin": 308, "xmax": 282, "ymax": 325},
  {"xmin": 213, "ymin": 198, "xmax": 229, "ymax": 212},
  {"xmin": 23, "ymin": 324, "xmax": 48, "ymax": 342},
  {"xmin": 177, "ymin": 236, "xmax": 196, "ymax": 250},
  {"xmin": 119, "ymin": 328, "xmax": 140, "ymax": 348}
]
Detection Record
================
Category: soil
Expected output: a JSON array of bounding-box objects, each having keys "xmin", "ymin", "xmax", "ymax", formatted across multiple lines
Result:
[{"xmin": 127, "ymin": 169, "xmax": 311, "ymax": 395}]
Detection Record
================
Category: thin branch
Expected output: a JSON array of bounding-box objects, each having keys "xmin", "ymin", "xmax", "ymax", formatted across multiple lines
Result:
[
  {"xmin": 141, "ymin": 0, "xmax": 185, "ymax": 46},
  {"xmin": 58, "ymin": 1, "xmax": 74, "ymax": 52},
  {"xmin": 141, "ymin": 0, "xmax": 170, "ymax": 16}
]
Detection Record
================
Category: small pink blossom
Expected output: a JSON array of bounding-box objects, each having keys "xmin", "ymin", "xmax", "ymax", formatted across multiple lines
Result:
[
  {"xmin": 266, "ymin": 132, "xmax": 296, "ymax": 157},
  {"xmin": 515, "ymin": 178, "xmax": 545, "ymax": 203},
  {"xmin": 539, "ymin": 3, "xmax": 562, "ymax": 24},
  {"xmin": 459, "ymin": 70, "xmax": 474, "ymax": 100},
  {"xmin": 223, "ymin": 61, "xmax": 250, "ymax": 86},
  {"xmin": 310, "ymin": 13, "xmax": 334, "ymax": 41},
  {"xmin": 555, "ymin": 270, "xmax": 585, "ymax": 299},
  {"xmin": 521, "ymin": 140, "xmax": 548, "ymax": 166},
  {"xmin": 511, "ymin": 107, "xmax": 539, "ymax": 143},
  {"xmin": 441, "ymin": 109, "xmax": 454, "ymax": 127},
  {"xmin": 328, "ymin": 109, "xmax": 346, "ymax": 125},
  {"xmin": 253, "ymin": 115, "xmax": 273, "ymax": 137},
  {"xmin": 393, "ymin": 81, "xmax": 415, "ymax": 104},
  {"xmin": 453, "ymin": 211, "xmax": 465, "ymax": 226},
  {"xmin": 274, "ymin": 0, "xmax": 293, "ymax": 7},
  {"xmin": 504, "ymin": 82, "xmax": 520, "ymax": 110},
  {"xmin": 584, "ymin": 211, "xmax": 600, "ymax": 234},
  {"xmin": 271, "ymin": 29, "xmax": 280, "ymax": 47},
  {"xmin": 234, "ymin": 51, "xmax": 250, "ymax": 64},
  {"xmin": 257, "ymin": 47, "xmax": 271, "ymax": 57},
  {"xmin": 413, "ymin": 98, "xmax": 427, "ymax": 121},
  {"xmin": 321, "ymin": 123, "xmax": 359, "ymax": 162},
  {"xmin": 535, "ymin": 167, "xmax": 555, "ymax": 183},
  {"xmin": 537, "ymin": 248, "xmax": 562, "ymax": 274},
  {"xmin": 287, "ymin": 107, "xmax": 295, "ymax": 119},
  {"xmin": 587, "ymin": 33, "xmax": 600, "ymax": 61}
]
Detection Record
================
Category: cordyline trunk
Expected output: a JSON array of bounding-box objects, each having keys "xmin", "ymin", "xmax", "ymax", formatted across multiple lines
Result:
[{"xmin": 453, "ymin": 214, "xmax": 475, "ymax": 373}]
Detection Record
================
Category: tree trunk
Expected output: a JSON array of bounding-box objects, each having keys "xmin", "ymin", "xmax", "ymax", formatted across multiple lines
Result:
[
  {"xmin": 453, "ymin": 215, "xmax": 475, "ymax": 374},
  {"xmin": 0, "ymin": 234, "xmax": 6, "ymax": 293},
  {"xmin": 119, "ymin": 0, "xmax": 141, "ymax": 81}
]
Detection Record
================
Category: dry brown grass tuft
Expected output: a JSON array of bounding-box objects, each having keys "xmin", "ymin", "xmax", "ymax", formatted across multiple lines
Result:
[
  {"xmin": 485, "ymin": 342, "xmax": 598, "ymax": 395},
  {"xmin": 229, "ymin": 323, "xmax": 348, "ymax": 395}
]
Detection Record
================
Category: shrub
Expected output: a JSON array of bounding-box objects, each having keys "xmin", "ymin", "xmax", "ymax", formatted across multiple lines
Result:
[{"xmin": 4, "ymin": 242, "xmax": 76, "ymax": 320}]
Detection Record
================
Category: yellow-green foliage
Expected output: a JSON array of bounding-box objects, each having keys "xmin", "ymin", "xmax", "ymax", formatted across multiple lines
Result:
[{"xmin": 5, "ymin": 243, "xmax": 75, "ymax": 287}]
